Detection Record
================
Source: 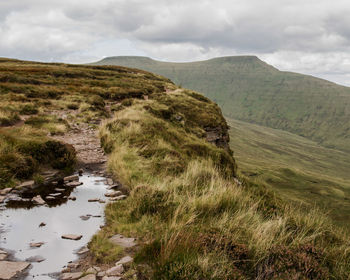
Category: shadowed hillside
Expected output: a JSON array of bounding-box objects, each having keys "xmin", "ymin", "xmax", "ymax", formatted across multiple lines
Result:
[{"xmin": 93, "ymin": 56, "xmax": 350, "ymax": 152}]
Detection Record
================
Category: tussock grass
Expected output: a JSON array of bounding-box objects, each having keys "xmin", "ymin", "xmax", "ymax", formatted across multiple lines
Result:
[{"xmin": 94, "ymin": 88, "xmax": 350, "ymax": 279}]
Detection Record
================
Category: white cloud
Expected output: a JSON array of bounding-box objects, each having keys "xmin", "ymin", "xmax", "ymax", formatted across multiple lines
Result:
[{"xmin": 1, "ymin": 0, "xmax": 350, "ymax": 85}]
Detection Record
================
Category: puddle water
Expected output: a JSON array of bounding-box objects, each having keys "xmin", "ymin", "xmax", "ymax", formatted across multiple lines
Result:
[{"xmin": 0, "ymin": 174, "xmax": 108, "ymax": 279}]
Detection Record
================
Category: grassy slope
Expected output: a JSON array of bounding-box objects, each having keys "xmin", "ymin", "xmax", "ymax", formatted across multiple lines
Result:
[
  {"xmin": 0, "ymin": 58, "xmax": 170, "ymax": 188},
  {"xmin": 2, "ymin": 58, "xmax": 350, "ymax": 279},
  {"xmin": 227, "ymin": 118, "xmax": 350, "ymax": 226},
  {"xmin": 93, "ymin": 56, "xmax": 350, "ymax": 153}
]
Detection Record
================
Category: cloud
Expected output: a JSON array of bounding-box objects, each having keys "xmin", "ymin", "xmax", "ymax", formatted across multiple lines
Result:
[{"xmin": 0, "ymin": 0, "xmax": 350, "ymax": 85}]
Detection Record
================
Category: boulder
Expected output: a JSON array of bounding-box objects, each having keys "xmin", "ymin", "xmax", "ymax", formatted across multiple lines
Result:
[
  {"xmin": 106, "ymin": 264, "xmax": 124, "ymax": 276},
  {"xmin": 0, "ymin": 261, "xmax": 30, "ymax": 280},
  {"xmin": 109, "ymin": 234, "xmax": 136, "ymax": 248},
  {"xmin": 32, "ymin": 195, "xmax": 45, "ymax": 205},
  {"xmin": 61, "ymin": 234, "xmax": 83, "ymax": 240}
]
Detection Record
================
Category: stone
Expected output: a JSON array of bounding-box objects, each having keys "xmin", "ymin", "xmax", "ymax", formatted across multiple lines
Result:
[
  {"xmin": 0, "ymin": 254, "xmax": 7, "ymax": 260},
  {"xmin": 30, "ymin": 242, "xmax": 44, "ymax": 248},
  {"xmin": 99, "ymin": 199, "xmax": 106, "ymax": 203},
  {"xmin": 77, "ymin": 247, "xmax": 89, "ymax": 255},
  {"xmin": 88, "ymin": 198, "xmax": 100, "ymax": 202},
  {"xmin": 39, "ymin": 222, "xmax": 46, "ymax": 227},
  {"xmin": 78, "ymin": 169, "xmax": 84, "ymax": 176},
  {"xmin": 109, "ymin": 195, "xmax": 127, "ymax": 201},
  {"xmin": 93, "ymin": 266, "xmax": 101, "ymax": 272},
  {"xmin": 63, "ymin": 175, "xmax": 79, "ymax": 182},
  {"xmin": 17, "ymin": 180, "xmax": 35, "ymax": 190},
  {"xmin": 68, "ymin": 196, "xmax": 77, "ymax": 201},
  {"xmin": 109, "ymin": 234, "xmax": 136, "ymax": 248},
  {"xmin": 0, "ymin": 250, "xmax": 7, "ymax": 254},
  {"xmin": 55, "ymin": 188, "xmax": 66, "ymax": 192},
  {"xmin": 46, "ymin": 196, "xmax": 56, "ymax": 200},
  {"xmin": 26, "ymin": 255, "xmax": 45, "ymax": 262},
  {"xmin": 62, "ymin": 234, "xmax": 83, "ymax": 240},
  {"xmin": 65, "ymin": 181, "xmax": 83, "ymax": 187},
  {"xmin": 32, "ymin": 195, "xmax": 45, "ymax": 205},
  {"xmin": 49, "ymin": 193, "xmax": 63, "ymax": 197},
  {"xmin": 107, "ymin": 178, "xmax": 114, "ymax": 185},
  {"xmin": 0, "ymin": 261, "xmax": 30, "ymax": 280},
  {"xmin": 86, "ymin": 267, "xmax": 97, "ymax": 274},
  {"xmin": 0, "ymin": 196, "xmax": 5, "ymax": 203},
  {"xmin": 116, "ymin": 256, "xmax": 133, "ymax": 266},
  {"xmin": 0, "ymin": 188, "xmax": 12, "ymax": 195},
  {"xmin": 61, "ymin": 272, "xmax": 83, "ymax": 280},
  {"xmin": 80, "ymin": 274, "xmax": 96, "ymax": 280},
  {"xmin": 106, "ymin": 264, "xmax": 124, "ymax": 276},
  {"xmin": 107, "ymin": 184, "xmax": 119, "ymax": 190},
  {"xmin": 97, "ymin": 271, "xmax": 106, "ymax": 277},
  {"xmin": 104, "ymin": 191, "xmax": 122, "ymax": 198},
  {"xmin": 102, "ymin": 276, "xmax": 121, "ymax": 280},
  {"xmin": 80, "ymin": 215, "xmax": 90, "ymax": 221},
  {"xmin": 67, "ymin": 263, "xmax": 80, "ymax": 269}
]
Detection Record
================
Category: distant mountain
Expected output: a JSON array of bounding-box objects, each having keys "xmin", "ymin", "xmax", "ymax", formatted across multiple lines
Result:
[{"xmin": 92, "ymin": 56, "xmax": 350, "ymax": 152}]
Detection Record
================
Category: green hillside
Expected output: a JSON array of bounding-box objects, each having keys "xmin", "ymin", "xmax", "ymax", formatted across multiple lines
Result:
[{"xmin": 93, "ymin": 56, "xmax": 350, "ymax": 152}]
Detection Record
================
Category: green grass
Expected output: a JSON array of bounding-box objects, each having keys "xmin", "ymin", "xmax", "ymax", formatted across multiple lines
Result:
[
  {"xmin": 93, "ymin": 56, "xmax": 350, "ymax": 153},
  {"xmin": 227, "ymin": 118, "xmax": 350, "ymax": 227}
]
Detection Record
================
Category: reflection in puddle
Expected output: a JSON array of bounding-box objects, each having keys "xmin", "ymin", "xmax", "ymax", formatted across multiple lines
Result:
[{"xmin": 0, "ymin": 174, "xmax": 108, "ymax": 279}]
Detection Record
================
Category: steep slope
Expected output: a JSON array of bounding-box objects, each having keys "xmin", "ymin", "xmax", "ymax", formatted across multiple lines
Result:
[
  {"xmin": 2, "ymin": 58, "xmax": 350, "ymax": 279},
  {"xmin": 93, "ymin": 56, "xmax": 350, "ymax": 152}
]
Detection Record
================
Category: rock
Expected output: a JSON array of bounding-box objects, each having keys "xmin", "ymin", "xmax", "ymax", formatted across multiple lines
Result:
[
  {"xmin": 109, "ymin": 234, "xmax": 136, "ymax": 248},
  {"xmin": 97, "ymin": 271, "xmax": 106, "ymax": 277},
  {"xmin": 63, "ymin": 175, "xmax": 79, "ymax": 182},
  {"xmin": 16, "ymin": 180, "xmax": 35, "ymax": 190},
  {"xmin": 116, "ymin": 256, "xmax": 133, "ymax": 266},
  {"xmin": 106, "ymin": 264, "xmax": 124, "ymax": 276},
  {"xmin": 62, "ymin": 234, "xmax": 83, "ymax": 240},
  {"xmin": 80, "ymin": 215, "xmax": 90, "ymax": 221},
  {"xmin": 86, "ymin": 267, "xmax": 97, "ymax": 274},
  {"xmin": 65, "ymin": 181, "xmax": 83, "ymax": 187},
  {"xmin": 88, "ymin": 198, "xmax": 100, "ymax": 202},
  {"xmin": 0, "ymin": 188, "xmax": 12, "ymax": 195},
  {"xmin": 32, "ymin": 195, "xmax": 45, "ymax": 205},
  {"xmin": 105, "ymin": 191, "xmax": 122, "ymax": 198},
  {"xmin": 0, "ymin": 253, "xmax": 7, "ymax": 260},
  {"xmin": 80, "ymin": 274, "xmax": 96, "ymax": 280},
  {"xmin": 46, "ymin": 196, "xmax": 56, "ymax": 200},
  {"xmin": 102, "ymin": 276, "xmax": 121, "ymax": 280},
  {"xmin": 107, "ymin": 178, "xmax": 113, "ymax": 185},
  {"xmin": 61, "ymin": 272, "xmax": 83, "ymax": 280},
  {"xmin": 68, "ymin": 196, "xmax": 76, "ymax": 201},
  {"xmin": 30, "ymin": 242, "xmax": 44, "ymax": 248},
  {"xmin": 67, "ymin": 262, "xmax": 80, "ymax": 269},
  {"xmin": 0, "ymin": 261, "xmax": 30, "ymax": 280},
  {"xmin": 55, "ymin": 188, "xmax": 66, "ymax": 192},
  {"xmin": 0, "ymin": 196, "xmax": 5, "ymax": 203},
  {"xmin": 39, "ymin": 222, "xmax": 46, "ymax": 227},
  {"xmin": 77, "ymin": 247, "xmax": 89, "ymax": 255},
  {"xmin": 49, "ymin": 193, "xmax": 63, "ymax": 197},
  {"xmin": 26, "ymin": 255, "xmax": 45, "ymax": 262},
  {"xmin": 93, "ymin": 266, "xmax": 101, "ymax": 272},
  {"xmin": 110, "ymin": 195, "xmax": 127, "ymax": 201},
  {"xmin": 99, "ymin": 199, "xmax": 106, "ymax": 203},
  {"xmin": 78, "ymin": 169, "xmax": 83, "ymax": 176}
]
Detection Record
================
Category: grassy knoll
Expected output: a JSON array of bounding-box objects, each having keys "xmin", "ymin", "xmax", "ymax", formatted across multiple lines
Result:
[
  {"xmin": 93, "ymin": 56, "xmax": 350, "ymax": 153},
  {"xmin": 94, "ymin": 87, "xmax": 350, "ymax": 279},
  {"xmin": 227, "ymin": 118, "xmax": 350, "ymax": 227}
]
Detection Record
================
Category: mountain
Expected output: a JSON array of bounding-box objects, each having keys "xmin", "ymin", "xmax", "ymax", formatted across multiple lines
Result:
[
  {"xmin": 2, "ymin": 58, "xmax": 350, "ymax": 279},
  {"xmin": 92, "ymin": 56, "xmax": 350, "ymax": 152}
]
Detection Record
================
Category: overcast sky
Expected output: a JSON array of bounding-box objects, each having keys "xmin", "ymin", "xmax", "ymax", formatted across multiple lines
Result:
[{"xmin": 1, "ymin": 0, "xmax": 350, "ymax": 85}]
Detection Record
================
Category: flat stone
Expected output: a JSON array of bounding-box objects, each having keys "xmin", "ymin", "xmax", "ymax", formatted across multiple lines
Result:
[
  {"xmin": 99, "ymin": 199, "xmax": 106, "ymax": 203},
  {"xmin": 109, "ymin": 234, "xmax": 136, "ymax": 248},
  {"xmin": 109, "ymin": 195, "xmax": 127, "ymax": 201},
  {"xmin": 106, "ymin": 264, "xmax": 124, "ymax": 276},
  {"xmin": 88, "ymin": 198, "xmax": 100, "ymax": 202},
  {"xmin": 65, "ymin": 181, "xmax": 83, "ymax": 187},
  {"xmin": 61, "ymin": 272, "xmax": 83, "ymax": 280},
  {"xmin": 80, "ymin": 215, "xmax": 90, "ymax": 221},
  {"xmin": 77, "ymin": 247, "xmax": 89, "ymax": 255},
  {"xmin": 116, "ymin": 255, "xmax": 133, "ymax": 266},
  {"xmin": 80, "ymin": 274, "xmax": 96, "ymax": 280},
  {"xmin": 0, "ymin": 254, "xmax": 7, "ymax": 260},
  {"xmin": 26, "ymin": 255, "xmax": 45, "ymax": 262},
  {"xmin": 30, "ymin": 242, "xmax": 44, "ymax": 248},
  {"xmin": 62, "ymin": 234, "xmax": 82, "ymax": 240},
  {"xmin": 68, "ymin": 196, "xmax": 76, "ymax": 201},
  {"xmin": 32, "ymin": 195, "xmax": 45, "ymax": 205},
  {"xmin": 102, "ymin": 276, "xmax": 121, "ymax": 280},
  {"xmin": 107, "ymin": 184, "xmax": 119, "ymax": 190},
  {"xmin": 45, "ymin": 196, "xmax": 56, "ymax": 200},
  {"xmin": 49, "ymin": 193, "xmax": 62, "ymax": 197},
  {"xmin": 0, "ymin": 196, "xmax": 5, "ymax": 203},
  {"xmin": 0, "ymin": 188, "xmax": 12, "ymax": 195},
  {"xmin": 63, "ymin": 175, "xmax": 79, "ymax": 182},
  {"xmin": 55, "ymin": 188, "xmax": 66, "ymax": 192},
  {"xmin": 17, "ymin": 180, "xmax": 35, "ymax": 190},
  {"xmin": 104, "ymin": 191, "xmax": 122, "ymax": 198},
  {"xmin": 0, "ymin": 261, "xmax": 30, "ymax": 280}
]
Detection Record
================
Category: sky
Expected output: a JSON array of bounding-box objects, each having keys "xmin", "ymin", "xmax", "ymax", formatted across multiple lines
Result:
[{"xmin": 1, "ymin": 0, "xmax": 350, "ymax": 85}]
